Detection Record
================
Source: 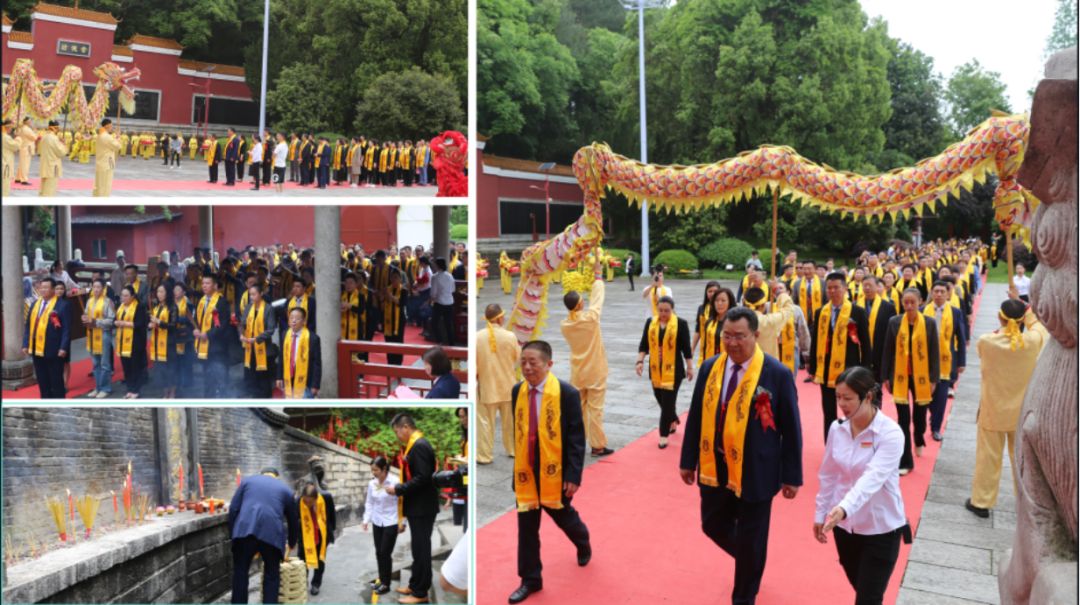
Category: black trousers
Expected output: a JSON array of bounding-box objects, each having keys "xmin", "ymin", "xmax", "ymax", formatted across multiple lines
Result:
[
  {"xmin": 894, "ymin": 389, "xmax": 928, "ymax": 471},
  {"xmin": 208, "ymin": 162, "xmax": 219, "ymax": 183},
  {"xmin": 231, "ymin": 536, "xmax": 282, "ymax": 604},
  {"xmin": 434, "ymin": 303, "xmax": 455, "ymax": 345},
  {"xmin": 821, "ymin": 386, "xmax": 837, "ymax": 443},
  {"xmin": 653, "ymin": 383, "xmax": 681, "ymax": 436},
  {"xmin": 244, "ymin": 367, "xmax": 274, "ymax": 398},
  {"xmin": 263, "ymin": 163, "xmax": 272, "ymax": 185},
  {"xmin": 385, "ymin": 330, "xmax": 405, "ymax": 365},
  {"xmin": 929, "ymin": 379, "xmax": 950, "ymax": 434},
  {"xmin": 306, "ymin": 538, "xmax": 325, "ymax": 588},
  {"xmin": 120, "ymin": 355, "xmax": 146, "ymax": 395},
  {"xmin": 32, "ymin": 355, "xmax": 66, "ymax": 399},
  {"xmin": 406, "ymin": 513, "xmax": 436, "ymax": 598},
  {"xmin": 627, "ymin": 272, "xmax": 634, "ymax": 290},
  {"xmin": 372, "ymin": 524, "xmax": 399, "ymax": 587},
  {"xmin": 517, "ymin": 495, "xmax": 590, "ymax": 589},
  {"xmin": 700, "ymin": 485, "xmax": 773, "ymax": 605},
  {"xmin": 225, "ymin": 160, "xmax": 236, "ymax": 184},
  {"xmin": 833, "ymin": 527, "xmax": 901, "ymax": 605},
  {"xmin": 300, "ymin": 164, "xmax": 310, "ymax": 185},
  {"xmin": 251, "ymin": 164, "xmax": 261, "ymax": 189},
  {"xmin": 201, "ymin": 356, "xmax": 227, "ymax": 398}
]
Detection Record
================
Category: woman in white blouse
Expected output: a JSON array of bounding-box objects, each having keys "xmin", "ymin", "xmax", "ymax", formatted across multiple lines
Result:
[
  {"xmin": 814, "ymin": 366, "xmax": 909, "ymax": 605},
  {"xmin": 362, "ymin": 456, "xmax": 404, "ymax": 596}
]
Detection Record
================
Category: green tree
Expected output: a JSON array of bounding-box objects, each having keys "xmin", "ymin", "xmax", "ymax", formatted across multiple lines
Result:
[
  {"xmin": 265, "ymin": 63, "xmax": 337, "ymax": 134},
  {"xmin": 878, "ymin": 41, "xmax": 948, "ymax": 166},
  {"xmin": 945, "ymin": 60, "xmax": 1011, "ymax": 137},
  {"xmin": 353, "ymin": 69, "xmax": 464, "ymax": 141},
  {"xmin": 1045, "ymin": 0, "xmax": 1078, "ymax": 56}
]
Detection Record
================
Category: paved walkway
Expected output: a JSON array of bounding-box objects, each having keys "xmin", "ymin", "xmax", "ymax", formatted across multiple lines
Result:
[
  {"xmin": 897, "ymin": 283, "xmax": 1017, "ymax": 605},
  {"xmin": 474, "ymin": 276, "xmax": 736, "ymax": 525},
  {"xmin": 6, "ymin": 155, "xmax": 436, "ymax": 197}
]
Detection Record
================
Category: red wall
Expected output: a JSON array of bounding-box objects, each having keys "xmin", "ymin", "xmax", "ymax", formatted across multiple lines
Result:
[
  {"xmin": 3, "ymin": 19, "xmax": 252, "ymax": 125},
  {"xmin": 71, "ymin": 206, "xmax": 400, "ymax": 263},
  {"xmin": 477, "ymin": 150, "xmax": 584, "ymax": 239}
]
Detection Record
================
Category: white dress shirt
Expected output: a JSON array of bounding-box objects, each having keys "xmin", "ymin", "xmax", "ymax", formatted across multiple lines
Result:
[
  {"xmin": 815, "ymin": 409, "xmax": 907, "ymax": 535},
  {"xmin": 362, "ymin": 474, "xmax": 401, "ymax": 528},
  {"xmin": 430, "ymin": 270, "xmax": 455, "ymax": 305},
  {"xmin": 1014, "ymin": 274, "xmax": 1031, "ymax": 297}
]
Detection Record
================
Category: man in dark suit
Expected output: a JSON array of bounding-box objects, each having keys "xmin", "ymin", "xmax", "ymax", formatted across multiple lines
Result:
[
  {"xmin": 386, "ymin": 414, "xmax": 439, "ymax": 604},
  {"xmin": 277, "ymin": 307, "xmax": 322, "ymax": 398},
  {"xmin": 223, "ymin": 127, "xmax": 240, "ymax": 186},
  {"xmin": 861, "ymin": 275, "xmax": 896, "ymax": 382},
  {"xmin": 508, "ymin": 340, "xmax": 591, "ymax": 604},
  {"xmin": 22, "ymin": 277, "xmax": 71, "ymax": 398},
  {"xmin": 927, "ymin": 279, "xmax": 966, "ymax": 441},
  {"xmin": 193, "ymin": 274, "xmax": 233, "ymax": 398},
  {"xmin": 680, "ymin": 307, "xmax": 802, "ymax": 605},
  {"xmin": 808, "ymin": 272, "xmax": 872, "ymax": 443},
  {"xmin": 228, "ymin": 468, "xmax": 299, "ymax": 604}
]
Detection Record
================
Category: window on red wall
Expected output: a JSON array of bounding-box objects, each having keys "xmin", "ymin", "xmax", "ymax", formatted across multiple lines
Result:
[
  {"xmin": 80, "ymin": 86, "xmax": 160, "ymax": 122},
  {"xmin": 92, "ymin": 238, "xmax": 107, "ymax": 260}
]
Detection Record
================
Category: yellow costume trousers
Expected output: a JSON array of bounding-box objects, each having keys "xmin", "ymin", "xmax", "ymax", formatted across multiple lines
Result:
[
  {"xmin": 970, "ymin": 427, "xmax": 1016, "ymax": 509},
  {"xmin": 477, "ymin": 400, "xmax": 514, "ymax": 463}
]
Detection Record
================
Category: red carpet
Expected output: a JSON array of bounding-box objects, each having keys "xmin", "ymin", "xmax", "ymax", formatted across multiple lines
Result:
[
  {"xmin": 9, "ymin": 178, "xmax": 432, "ymax": 192},
  {"xmin": 2, "ymin": 323, "xmax": 429, "ymax": 399},
  {"xmin": 478, "ymin": 289, "xmax": 985, "ymax": 604},
  {"xmin": 477, "ymin": 369, "xmax": 964, "ymax": 604}
]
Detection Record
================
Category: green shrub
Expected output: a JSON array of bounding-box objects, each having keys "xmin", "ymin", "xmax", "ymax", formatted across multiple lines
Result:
[
  {"xmin": 699, "ymin": 238, "xmax": 754, "ymax": 268},
  {"xmin": 450, "ymin": 224, "xmax": 468, "ymax": 240},
  {"xmin": 655, "ymin": 249, "xmax": 698, "ymax": 273}
]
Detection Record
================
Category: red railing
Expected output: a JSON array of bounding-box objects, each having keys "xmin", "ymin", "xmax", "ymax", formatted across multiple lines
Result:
[{"xmin": 337, "ymin": 340, "xmax": 468, "ymax": 399}]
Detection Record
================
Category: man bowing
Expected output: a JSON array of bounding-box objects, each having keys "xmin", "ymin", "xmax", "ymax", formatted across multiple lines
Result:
[{"xmin": 680, "ymin": 307, "xmax": 803, "ymax": 605}]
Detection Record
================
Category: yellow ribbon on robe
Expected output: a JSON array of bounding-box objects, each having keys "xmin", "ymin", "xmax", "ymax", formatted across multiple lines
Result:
[
  {"xmin": 999, "ymin": 310, "xmax": 1025, "ymax": 350},
  {"xmin": 117, "ymin": 300, "xmax": 138, "ymax": 358},
  {"xmin": 86, "ymin": 294, "xmax": 107, "ymax": 355},
  {"xmin": 699, "ymin": 317, "xmax": 723, "ymax": 366},
  {"xmin": 513, "ymin": 373, "xmax": 563, "ymax": 511},
  {"xmin": 699, "ymin": 346, "xmax": 765, "ymax": 497},
  {"xmin": 175, "ymin": 297, "xmax": 188, "ymax": 355},
  {"xmin": 383, "ymin": 284, "xmax": 403, "ymax": 337},
  {"xmin": 486, "ymin": 311, "xmax": 504, "ymax": 353},
  {"xmin": 780, "ymin": 314, "xmax": 796, "ymax": 375},
  {"xmin": 28, "ymin": 296, "xmax": 59, "ymax": 356},
  {"xmin": 893, "ymin": 314, "xmax": 933, "ymax": 404},
  {"xmin": 814, "ymin": 301, "xmax": 852, "ymax": 388},
  {"xmin": 300, "ymin": 493, "xmax": 327, "ymax": 568},
  {"xmin": 282, "ymin": 328, "xmax": 311, "ymax": 398},
  {"xmin": 195, "ymin": 292, "xmax": 221, "ymax": 360},
  {"xmin": 867, "ymin": 297, "xmax": 882, "ymax": 349},
  {"xmin": 150, "ymin": 304, "xmax": 170, "ymax": 361},
  {"xmin": 648, "ymin": 315, "xmax": 678, "ymax": 390},
  {"xmin": 243, "ymin": 300, "xmax": 269, "ymax": 371},
  {"xmin": 340, "ymin": 290, "xmax": 362, "ymax": 340}
]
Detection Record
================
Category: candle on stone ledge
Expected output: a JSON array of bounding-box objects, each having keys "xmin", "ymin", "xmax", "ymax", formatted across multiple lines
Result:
[
  {"xmin": 198, "ymin": 463, "xmax": 204, "ymax": 499},
  {"xmin": 178, "ymin": 461, "xmax": 184, "ymax": 503}
]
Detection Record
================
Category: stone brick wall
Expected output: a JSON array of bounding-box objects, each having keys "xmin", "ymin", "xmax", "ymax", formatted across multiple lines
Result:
[
  {"xmin": 2, "ymin": 407, "xmax": 370, "ymax": 575},
  {"xmin": 2, "ymin": 407, "xmax": 163, "ymax": 549}
]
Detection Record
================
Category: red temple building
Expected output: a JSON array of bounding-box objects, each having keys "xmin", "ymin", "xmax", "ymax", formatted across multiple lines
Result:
[{"xmin": 2, "ymin": 3, "xmax": 257, "ymax": 130}]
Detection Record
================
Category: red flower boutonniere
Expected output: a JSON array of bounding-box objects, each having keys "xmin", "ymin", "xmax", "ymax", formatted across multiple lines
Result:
[
  {"xmin": 754, "ymin": 387, "xmax": 776, "ymax": 432},
  {"xmin": 230, "ymin": 313, "xmax": 239, "ymax": 327},
  {"xmin": 847, "ymin": 322, "xmax": 860, "ymax": 345},
  {"xmin": 49, "ymin": 311, "xmax": 61, "ymax": 329},
  {"xmin": 212, "ymin": 309, "xmax": 221, "ymax": 328}
]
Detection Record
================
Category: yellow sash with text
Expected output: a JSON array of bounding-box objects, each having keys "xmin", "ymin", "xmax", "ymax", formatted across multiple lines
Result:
[
  {"xmin": 86, "ymin": 294, "xmax": 107, "ymax": 355},
  {"xmin": 195, "ymin": 293, "xmax": 221, "ymax": 360},
  {"xmin": 894, "ymin": 314, "xmax": 933, "ymax": 404},
  {"xmin": 398, "ymin": 430, "xmax": 425, "ymax": 522},
  {"xmin": 243, "ymin": 301, "xmax": 269, "ymax": 371},
  {"xmin": 513, "ymin": 373, "xmax": 563, "ymax": 511},
  {"xmin": 151, "ymin": 304, "xmax": 170, "ymax": 361},
  {"xmin": 649, "ymin": 315, "xmax": 678, "ymax": 390},
  {"xmin": 924, "ymin": 303, "xmax": 953, "ymax": 380},
  {"xmin": 282, "ymin": 328, "xmax": 311, "ymax": 398},
  {"xmin": 117, "ymin": 300, "xmax": 138, "ymax": 358},
  {"xmin": 28, "ymin": 296, "xmax": 59, "ymax": 356},
  {"xmin": 815, "ymin": 301, "xmax": 852, "ymax": 388},
  {"xmin": 699, "ymin": 346, "xmax": 765, "ymax": 497},
  {"xmin": 300, "ymin": 493, "xmax": 327, "ymax": 568}
]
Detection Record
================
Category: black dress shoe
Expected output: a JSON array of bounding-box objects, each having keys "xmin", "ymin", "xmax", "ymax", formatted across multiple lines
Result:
[
  {"xmin": 577, "ymin": 543, "xmax": 592, "ymax": 566},
  {"xmin": 310, "ymin": 585, "xmax": 320, "ymax": 596},
  {"xmin": 965, "ymin": 498, "xmax": 990, "ymax": 518},
  {"xmin": 932, "ymin": 431, "xmax": 943, "ymax": 442},
  {"xmin": 591, "ymin": 447, "xmax": 615, "ymax": 457},
  {"xmin": 803, "ymin": 376, "xmax": 814, "ymax": 383},
  {"xmin": 508, "ymin": 584, "xmax": 540, "ymax": 604},
  {"xmin": 374, "ymin": 584, "xmax": 390, "ymax": 595}
]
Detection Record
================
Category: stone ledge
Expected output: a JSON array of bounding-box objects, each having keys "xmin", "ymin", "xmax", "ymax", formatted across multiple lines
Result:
[{"xmin": 2, "ymin": 511, "xmax": 228, "ymax": 604}]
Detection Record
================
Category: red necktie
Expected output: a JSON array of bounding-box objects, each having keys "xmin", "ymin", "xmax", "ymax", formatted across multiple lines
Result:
[
  {"xmin": 528, "ymin": 387, "xmax": 539, "ymax": 468},
  {"xmin": 718, "ymin": 363, "xmax": 742, "ymax": 445}
]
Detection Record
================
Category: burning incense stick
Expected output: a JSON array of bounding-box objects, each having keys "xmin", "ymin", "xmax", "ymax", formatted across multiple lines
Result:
[
  {"xmin": 76, "ymin": 494, "xmax": 101, "ymax": 538},
  {"xmin": 46, "ymin": 496, "xmax": 67, "ymax": 542}
]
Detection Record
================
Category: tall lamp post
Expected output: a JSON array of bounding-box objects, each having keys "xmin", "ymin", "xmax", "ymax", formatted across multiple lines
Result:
[
  {"xmin": 257, "ymin": 0, "xmax": 270, "ymax": 136},
  {"xmin": 618, "ymin": 0, "xmax": 667, "ymax": 276},
  {"xmin": 187, "ymin": 65, "xmax": 215, "ymax": 140}
]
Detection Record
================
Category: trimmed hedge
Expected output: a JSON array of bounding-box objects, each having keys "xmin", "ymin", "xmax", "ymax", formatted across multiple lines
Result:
[
  {"xmin": 655, "ymin": 249, "xmax": 698, "ymax": 273},
  {"xmin": 450, "ymin": 224, "xmax": 468, "ymax": 239},
  {"xmin": 699, "ymin": 238, "xmax": 754, "ymax": 268}
]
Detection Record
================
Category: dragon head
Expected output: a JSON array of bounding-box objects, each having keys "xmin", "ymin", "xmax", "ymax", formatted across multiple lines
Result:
[{"xmin": 93, "ymin": 62, "xmax": 141, "ymax": 114}]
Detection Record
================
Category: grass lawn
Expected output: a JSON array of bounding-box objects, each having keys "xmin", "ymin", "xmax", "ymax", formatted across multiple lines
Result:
[{"xmin": 984, "ymin": 261, "xmax": 1031, "ymax": 284}]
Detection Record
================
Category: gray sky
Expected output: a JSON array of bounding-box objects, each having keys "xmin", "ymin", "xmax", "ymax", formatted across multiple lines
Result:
[{"xmin": 860, "ymin": 0, "xmax": 1060, "ymax": 113}]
